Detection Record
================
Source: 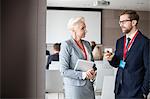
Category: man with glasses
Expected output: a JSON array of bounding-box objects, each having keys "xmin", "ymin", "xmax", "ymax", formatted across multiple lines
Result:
[{"xmin": 104, "ymin": 10, "xmax": 149, "ymax": 99}]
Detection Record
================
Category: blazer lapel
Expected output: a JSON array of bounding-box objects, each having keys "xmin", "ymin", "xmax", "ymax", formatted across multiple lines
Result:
[
  {"xmin": 70, "ymin": 38, "xmax": 85, "ymax": 59},
  {"xmin": 82, "ymin": 40, "xmax": 92, "ymax": 56},
  {"xmin": 125, "ymin": 32, "xmax": 141, "ymax": 60}
]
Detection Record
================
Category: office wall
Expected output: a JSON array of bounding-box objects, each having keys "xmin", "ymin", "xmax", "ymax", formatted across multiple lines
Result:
[
  {"xmin": 37, "ymin": 0, "xmax": 46, "ymax": 98},
  {"xmin": 102, "ymin": 10, "xmax": 150, "ymax": 49},
  {"xmin": 1, "ymin": 0, "xmax": 46, "ymax": 98},
  {"xmin": 102, "ymin": 10, "xmax": 122, "ymax": 49}
]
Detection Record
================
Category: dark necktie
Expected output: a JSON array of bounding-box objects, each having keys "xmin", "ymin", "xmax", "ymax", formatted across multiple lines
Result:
[{"xmin": 126, "ymin": 37, "xmax": 131, "ymax": 48}]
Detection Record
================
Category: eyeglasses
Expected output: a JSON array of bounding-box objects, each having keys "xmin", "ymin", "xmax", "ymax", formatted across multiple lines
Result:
[{"xmin": 119, "ymin": 20, "xmax": 132, "ymax": 24}]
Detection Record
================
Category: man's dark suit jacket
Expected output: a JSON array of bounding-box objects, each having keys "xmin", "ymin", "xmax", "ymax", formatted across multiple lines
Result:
[
  {"xmin": 46, "ymin": 53, "xmax": 59, "ymax": 69},
  {"xmin": 109, "ymin": 31, "xmax": 149, "ymax": 98}
]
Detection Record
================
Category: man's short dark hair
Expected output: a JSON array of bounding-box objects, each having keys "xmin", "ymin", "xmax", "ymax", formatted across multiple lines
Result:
[
  {"xmin": 53, "ymin": 43, "xmax": 61, "ymax": 51},
  {"xmin": 120, "ymin": 10, "xmax": 139, "ymax": 25}
]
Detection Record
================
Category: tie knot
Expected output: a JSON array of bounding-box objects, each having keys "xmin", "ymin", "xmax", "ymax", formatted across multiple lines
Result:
[
  {"xmin": 126, "ymin": 37, "xmax": 131, "ymax": 47},
  {"xmin": 127, "ymin": 37, "xmax": 131, "ymax": 42}
]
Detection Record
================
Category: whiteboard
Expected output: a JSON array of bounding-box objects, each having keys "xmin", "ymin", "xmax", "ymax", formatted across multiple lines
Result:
[{"xmin": 46, "ymin": 9, "xmax": 101, "ymax": 44}]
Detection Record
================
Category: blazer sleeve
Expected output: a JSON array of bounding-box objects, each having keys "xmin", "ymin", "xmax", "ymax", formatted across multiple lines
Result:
[
  {"xmin": 141, "ymin": 39, "xmax": 149, "ymax": 96},
  {"xmin": 109, "ymin": 39, "xmax": 121, "ymax": 68},
  {"xmin": 46, "ymin": 55, "xmax": 53, "ymax": 69},
  {"xmin": 59, "ymin": 41, "xmax": 83, "ymax": 80}
]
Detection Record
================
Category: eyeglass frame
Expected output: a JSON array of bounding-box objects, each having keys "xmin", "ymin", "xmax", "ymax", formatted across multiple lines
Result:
[{"xmin": 119, "ymin": 19, "xmax": 132, "ymax": 24}]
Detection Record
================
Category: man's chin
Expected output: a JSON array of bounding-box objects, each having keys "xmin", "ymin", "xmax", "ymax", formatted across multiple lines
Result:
[
  {"xmin": 122, "ymin": 31, "xmax": 127, "ymax": 34},
  {"xmin": 122, "ymin": 30, "xmax": 129, "ymax": 34}
]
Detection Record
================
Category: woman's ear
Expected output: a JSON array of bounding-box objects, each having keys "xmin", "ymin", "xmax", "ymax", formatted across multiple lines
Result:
[{"xmin": 70, "ymin": 29, "xmax": 76, "ymax": 37}]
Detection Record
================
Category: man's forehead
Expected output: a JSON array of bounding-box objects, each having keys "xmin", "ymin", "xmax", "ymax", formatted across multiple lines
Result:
[{"xmin": 120, "ymin": 14, "xmax": 130, "ymax": 19}]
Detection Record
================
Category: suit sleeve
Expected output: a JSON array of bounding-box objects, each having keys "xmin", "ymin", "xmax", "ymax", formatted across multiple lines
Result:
[
  {"xmin": 109, "ymin": 40, "xmax": 121, "ymax": 68},
  {"xmin": 59, "ymin": 41, "xmax": 83, "ymax": 80},
  {"xmin": 141, "ymin": 39, "xmax": 150, "ymax": 96}
]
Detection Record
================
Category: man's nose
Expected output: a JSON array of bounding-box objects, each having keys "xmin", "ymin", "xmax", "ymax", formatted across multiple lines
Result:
[{"xmin": 120, "ymin": 23, "xmax": 123, "ymax": 27}]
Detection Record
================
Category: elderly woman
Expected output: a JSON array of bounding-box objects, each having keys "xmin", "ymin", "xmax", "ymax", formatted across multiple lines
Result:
[{"xmin": 59, "ymin": 16, "xmax": 96, "ymax": 99}]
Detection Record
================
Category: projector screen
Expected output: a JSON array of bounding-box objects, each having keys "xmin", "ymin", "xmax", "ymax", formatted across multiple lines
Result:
[{"xmin": 46, "ymin": 8, "xmax": 102, "ymax": 44}]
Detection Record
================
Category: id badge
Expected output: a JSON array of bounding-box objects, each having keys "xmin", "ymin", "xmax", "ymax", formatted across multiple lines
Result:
[{"xmin": 119, "ymin": 60, "xmax": 126, "ymax": 69}]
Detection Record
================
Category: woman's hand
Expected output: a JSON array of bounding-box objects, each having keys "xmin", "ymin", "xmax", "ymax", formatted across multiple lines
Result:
[{"xmin": 86, "ymin": 69, "xmax": 97, "ymax": 80}]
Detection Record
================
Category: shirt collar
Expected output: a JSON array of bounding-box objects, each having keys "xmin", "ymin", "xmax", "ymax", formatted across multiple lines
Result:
[{"xmin": 126, "ymin": 29, "xmax": 138, "ymax": 39}]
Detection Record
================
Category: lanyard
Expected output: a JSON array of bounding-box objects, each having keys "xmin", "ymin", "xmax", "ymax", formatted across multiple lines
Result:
[
  {"xmin": 74, "ymin": 40, "xmax": 87, "ymax": 60},
  {"xmin": 123, "ymin": 31, "xmax": 138, "ymax": 60}
]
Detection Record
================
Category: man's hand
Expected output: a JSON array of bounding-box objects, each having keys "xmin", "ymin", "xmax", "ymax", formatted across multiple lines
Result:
[{"xmin": 104, "ymin": 51, "xmax": 114, "ymax": 61}]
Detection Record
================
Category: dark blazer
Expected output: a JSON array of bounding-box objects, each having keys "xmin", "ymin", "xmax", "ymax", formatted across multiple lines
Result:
[
  {"xmin": 109, "ymin": 31, "xmax": 149, "ymax": 98},
  {"xmin": 46, "ymin": 53, "xmax": 59, "ymax": 69},
  {"xmin": 46, "ymin": 50, "xmax": 50, "ymax": 55}
]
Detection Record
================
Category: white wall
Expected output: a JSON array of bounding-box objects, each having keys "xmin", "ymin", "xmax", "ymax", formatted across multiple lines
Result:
[{"xmin": 46, "ymin": 9, "xmax": 102, "ymax": 44}]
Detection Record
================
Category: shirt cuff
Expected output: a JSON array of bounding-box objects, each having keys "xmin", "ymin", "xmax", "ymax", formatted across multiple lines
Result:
[{"xmin": 82, "ymin": 72, "xmax": 86, "ymax": 80}]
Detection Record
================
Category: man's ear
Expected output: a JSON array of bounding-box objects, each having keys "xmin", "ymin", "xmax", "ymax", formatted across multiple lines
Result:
[{"xmin": 132, "ymin": 20, "xmax": 137, "ymax": 26}]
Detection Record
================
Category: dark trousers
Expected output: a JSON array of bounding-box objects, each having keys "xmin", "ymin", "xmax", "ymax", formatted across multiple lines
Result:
[{"xmin": 115, "ymin": 95, "xmax": 145, "ymax": 99}]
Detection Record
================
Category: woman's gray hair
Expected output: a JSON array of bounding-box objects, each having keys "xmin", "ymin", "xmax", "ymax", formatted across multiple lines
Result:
[{"xmin": 67, "ymin": 16, "xmax": 85, "ymax": 31}]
